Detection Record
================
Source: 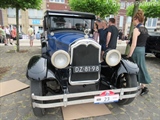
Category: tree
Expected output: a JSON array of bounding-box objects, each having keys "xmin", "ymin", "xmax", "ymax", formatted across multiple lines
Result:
[
  {"xmin": 0, "ymin": 0, "xmax": 42, "ymax": 52},
  {"xmin": 127, "ymin": 0, "xmax": 141, "ymax": 39},
  {"xmin": 126, "ymin": 0, "xmax": 160, "ymax": 25},
  {"xmin": 125, "ymin": 0, "xmax": 140, "ymax": 55},
  {"xmin": 69, "ymin": 0, "xmax": 120, "ymax": 18}
]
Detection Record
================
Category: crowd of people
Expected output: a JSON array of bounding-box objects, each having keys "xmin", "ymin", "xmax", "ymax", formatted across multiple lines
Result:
[
  {"xmin": 0, "ymin": 25, "xmax": 42, "ymax": 47},
  {"xmin": 92, "ymin": 10, "xmax": 151, "ymax": 96},
  {"xmin": 92, "ymin": 18, "xmax": 119, "ymax": 61},
  {"xmin": 0, "ymin": 25, "xmax": 17, "ymax": 46}
]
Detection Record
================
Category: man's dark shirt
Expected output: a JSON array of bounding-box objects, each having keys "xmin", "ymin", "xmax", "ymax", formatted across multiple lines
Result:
[
  {"xmin": 98, "ymin": 28, "xmax": 108, "ymax": 44},
  {"xmin": 119, "ymin": 32, "xmax": 123, "ymax": 39},
  {"xmin": 107, "ymin": 25, "xmax": 119, "ymax": 49}
]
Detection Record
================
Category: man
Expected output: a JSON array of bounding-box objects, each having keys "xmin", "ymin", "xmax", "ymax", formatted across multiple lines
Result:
[
  {"xmin": 28, "ymin": 25, "xmax": 34, "ymax": 47},
  {"xmin": 118, "ymin": 29, "xmax": 123, "ymax": 40},
  {"xmin": 0, "ymin": 25, "xmax": 7, "ymax": 46},
  {"xmin": 36, "ymin": 31, "xmax": 41, "ymax": 40},
  {"xmin": 98, "ymin": 20, "xmax": 109, "ymax": 61},
  {"xmin": 106, "ymin": 18, "xmax": 119, "ymax": 49}
]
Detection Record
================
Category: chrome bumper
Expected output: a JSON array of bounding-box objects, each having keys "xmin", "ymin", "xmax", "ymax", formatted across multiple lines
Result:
[{"xmin": 32, "ymin": 86, "xmax": 141, "ymax": 108}]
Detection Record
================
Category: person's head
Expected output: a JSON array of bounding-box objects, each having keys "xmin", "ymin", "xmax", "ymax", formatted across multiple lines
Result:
[
  {"xmin": 6, "ymin": 25, "xmax": 9, "ymax": 28},
  {"xmin": 2, "ymin": 26, "xmax": 4, "ymax": 29},
  {"xmin": 13, "ymin": 26, "xmax": 16, "ymax": 29},
  {"xmin": 94, "ymin": 22, "xmax": 98, "ymax": 30},
  {"xmin": 133, "ymin": 9, "xmax": 144, "ymax": 26},
  {"xmin": 154, "ymin": 29, "xmax": 157, "ymax": 32},
  {"xmin": 96, "ymin": 19, "xmax": 101, "ymax": 23},
  {"xmin": 102, "ymin": 20, "xmax": 108, "ymax": 28},
  {"xmin": 30, "ymin": 25, "xmax": 32, "ymax": 28},
  {"xmin": 109, "ymin": 18, "xmax": 116, "ymax": 25}
]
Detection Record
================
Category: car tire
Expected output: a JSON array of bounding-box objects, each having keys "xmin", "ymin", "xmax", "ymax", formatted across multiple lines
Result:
[
  {"xmin": 155, "ymin": 53, "xmax": 160, "ymax": 58},
  {"xmin": 117, "ymin": 74, "xmax": 137, "ymax": 105},
  {"xmin": 30, "ymin": 80, "xmax": 46, "ymax": 117}
]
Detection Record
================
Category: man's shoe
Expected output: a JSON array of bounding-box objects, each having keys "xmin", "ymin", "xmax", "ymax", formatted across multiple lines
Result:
[
  {"xmin": 4, "ymin": 44, "xmax": 8, "ymax": 46},
  {"xmin": 10, "ymin": 43, "xmax": 13, "ymax": 45},
  {"xmin": 140, "ymin": 87, "xmax": 149, "ymax": 96}
]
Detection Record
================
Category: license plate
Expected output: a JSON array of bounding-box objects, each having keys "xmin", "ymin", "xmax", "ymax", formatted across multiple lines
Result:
[
  {"xmin": 94, "ymin": 94, "xmax": 119, "ymax": 104},
  {"xmin": 73, "ymin": 65, "xmax": 100, "ymax": 73}
]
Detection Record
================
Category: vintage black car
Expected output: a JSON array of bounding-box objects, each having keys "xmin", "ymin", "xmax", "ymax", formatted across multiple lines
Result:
[
  {"xmin": 26, "ymin": 10, "xmax": 140, "ymax": 117},
  {"xmin": 146, "ymin": 32, "xmax": 160, "ymax": 58}
]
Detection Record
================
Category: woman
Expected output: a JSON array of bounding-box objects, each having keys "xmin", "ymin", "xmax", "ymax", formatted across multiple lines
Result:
[
  {"xmin": 93, "ymin": 22, "xmax": 99, "ymax": 43},
  {"xmin": 5, "ymin": 25, "xmax": 13, "ymax": 45},
  {"xmin": 127, "ymin": 9, "xmax": 151, "ymax": 96},
  {"xmin": 11, "ymin": 26, "xmax": 17, "ymax": 41}
]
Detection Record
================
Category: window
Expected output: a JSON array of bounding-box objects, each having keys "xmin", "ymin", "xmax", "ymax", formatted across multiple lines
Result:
[
  {"xmin": 127, "ymin": 17, "xmax": 132, "ymax": 24},
  {"xmin": 146, "ymin": 18, "xmax": 157, "ymax": 27},
  {"xmin": 7, "ymin": 8, "xmax": 21, "ymax": 18},
  {"xmin": 119, "ymin": 16, "xmax": 124, "ymax": 28},
  {"xmin": 28, "ymin": 9, "xmax": 43, "ymax": 19},
  {"xmin": 152, "ymin": 18, "xmax": 157, "ymax": 27},
  {"xmin": 110, "ymin": 15, "xmax": 114, "ymax": 18},
  {"xmin": 50, "ymin": 16, "xmax": 91, "ymax": 31},
  {"xmin": 49, "ymin": 0, "xmax": 65, "ymax": 3},
  {"xmin": 120, "ymin": 2, "xmax": 125, "ymax": 9},
  {"xmin": 126, "ymin": 2, "xmax": 131, "ymax": 8}
]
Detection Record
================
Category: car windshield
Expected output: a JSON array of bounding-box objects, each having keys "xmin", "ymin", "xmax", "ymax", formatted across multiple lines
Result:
[{"xmin": 50, "ymin": 16, "xmax": 91, "ymax": 31}]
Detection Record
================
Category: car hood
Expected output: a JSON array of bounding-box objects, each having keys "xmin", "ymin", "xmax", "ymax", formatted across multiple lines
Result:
[{"xmin": 48, "ymin": 31, "xmax": 90, "ymax": 54}]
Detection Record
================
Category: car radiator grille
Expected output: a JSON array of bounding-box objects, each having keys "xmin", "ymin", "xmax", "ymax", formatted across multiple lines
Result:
[{"xmin": 69, "ymin": 40, "xmax": 101, "ymax": 85}]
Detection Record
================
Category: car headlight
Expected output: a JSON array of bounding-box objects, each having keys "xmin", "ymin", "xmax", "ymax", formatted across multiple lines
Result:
[
  {"xmin": 104, "ymin": 49, "xmax": 121, "ymax": 66},
  {"xmin": 50, "ymin": 32, "xmax": 54, "ymax": 36},
  {"xmin": 51, "ymin": 50, "xmax": 70, "ymax": 69}
]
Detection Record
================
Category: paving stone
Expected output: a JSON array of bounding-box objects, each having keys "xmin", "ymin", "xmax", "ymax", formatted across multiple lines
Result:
[{"xmin": 93, "ymin": 114, "xmax": 119, "ymax": 120}]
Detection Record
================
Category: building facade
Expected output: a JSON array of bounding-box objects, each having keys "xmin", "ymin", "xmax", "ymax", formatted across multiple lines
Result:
[
  {"xmin": 1, "ymin": 0, "xmax": 159, "ymax": 36},
  {"xmin": 116, "ymin": 0, "xmax": 160, "ymax": 37},
  {"xmin": 0, "ymin": 9, "xmax": 3, "ymax": 25},
  {"xmin": 1, "ymin": 0, "xmax": 46, "ymax": 34},
  {"xmin": 46, "ymin": 0, "xmax": 70, "ymax": 10},
  {"xmin": 115, "ymin": 0, "xmax": 134, "ymax": 37}
]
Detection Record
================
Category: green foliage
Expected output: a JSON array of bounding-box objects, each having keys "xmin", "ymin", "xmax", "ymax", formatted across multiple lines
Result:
[
  {"xmin": 0, "ymin": 0, "xmax": 42, "ymax": 10},
  {"xmin": 126, "ymin": 0, "xmax": 160, "ymax": 18},
  {"xmin": 69, "ymin": 0, "xmax": 120, "ymax": 18}
]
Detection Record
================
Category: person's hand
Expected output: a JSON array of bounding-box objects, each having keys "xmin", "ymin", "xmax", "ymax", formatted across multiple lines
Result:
[
  {"xmin": 126, "ymin": 40, "xmax": 130, "ymax": 44},
  {"xmin": 126, "ymin": 55, "xmax": 131, "ymax": 58}
]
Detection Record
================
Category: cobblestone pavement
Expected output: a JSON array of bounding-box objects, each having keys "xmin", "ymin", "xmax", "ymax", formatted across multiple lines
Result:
[{"xmin": 0, "ymin": 46, "xmax": 160, "ymax": 120}]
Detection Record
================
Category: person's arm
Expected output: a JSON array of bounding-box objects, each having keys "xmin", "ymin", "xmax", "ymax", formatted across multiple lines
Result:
[
  {"xmin": 106, "ymin": 32, "xmax": 111, "ymax": 47},
  {"xmin": 106, "ymin": 26, "xmax": 112, "ymax": 47},
  {"xmin": 127, "ymin": 28, "xmax": 140, "ymax": 57}
]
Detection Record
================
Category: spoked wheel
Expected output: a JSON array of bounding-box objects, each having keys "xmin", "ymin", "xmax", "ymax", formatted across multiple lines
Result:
[
  {"xmin": 30, "ymin": 80, "xmax": 46, "ymax": 117},
  {"xmin": 117, "ymin": 74, "xmax": 138, "ymax": 105}
]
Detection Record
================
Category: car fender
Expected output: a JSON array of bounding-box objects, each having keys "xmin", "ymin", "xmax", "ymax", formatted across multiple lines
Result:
[
  {"xmin": 26, "ymin": 55, "xmax": 56, "ymax": 81},
  {"xmin": 117, "ymin": 59, "xmax": 139, "ymax": 77}
]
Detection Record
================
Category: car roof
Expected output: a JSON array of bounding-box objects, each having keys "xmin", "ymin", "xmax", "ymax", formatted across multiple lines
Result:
[{"xmin": 44, "ymin": 10, "xmax": 96, "ymax": 19}]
